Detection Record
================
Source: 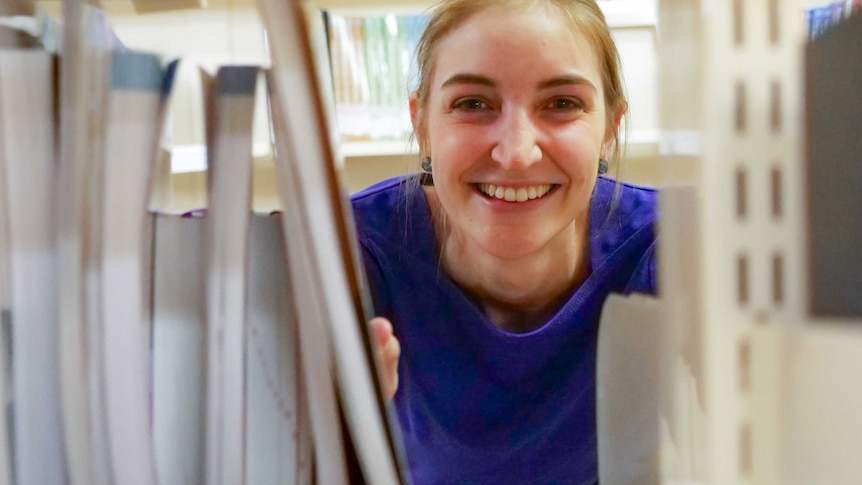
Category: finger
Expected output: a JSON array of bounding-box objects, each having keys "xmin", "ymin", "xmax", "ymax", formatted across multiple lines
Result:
[
  {"xmin": 369, "ymin": 316, "xmax": 393, "ymax": 347},
  {"xmin": 385, "ymin": 373, "xmax": 399, "ymax": 401},
  {"xmin": 381, "ymin": 336, "xmax": 401, "ymax": 399},
  {"xmin": 368, "ymin": 319, "xmax": 400, "ymax": 400},
  {"xmin": 381, "ymin": 333, "xmax": 401, "ymax": 365}
]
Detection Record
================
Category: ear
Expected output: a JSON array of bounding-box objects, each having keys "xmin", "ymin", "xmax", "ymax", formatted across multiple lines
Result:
[
  {"xmin": 602, "ymin": 107, "xmax": 625, "ymax": 156},
  {"xmin": 409, "ymin": 91, "xmax": 419, "ymax": 127},
  {"xmin": 613, "ymin": 107, "xmax": 625, "ymax": 131},
  {"xmin": 409, "ymin": 91, "xmax": 426, "ymax": 154}
]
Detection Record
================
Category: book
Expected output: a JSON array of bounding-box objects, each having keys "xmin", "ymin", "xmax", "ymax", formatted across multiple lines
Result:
[
  {"xmin": 326, "ymin": 13, "xmax": 425, "ymax": 143},
  {"xmin": 596, "ymin": 293, "xmax": 663, "ymax": 485},
  {"xmin": 245, "ymin": 214, "xmax": 312, "ymax": 485},
  {"xmin": 99, "ymin": 50, "xmax": 177, "ymax": 485},
  {"xmin": 57, "ymin": 5, "xmax": 119, "ymax": 483},
  {"xmin": 0, "ymin": 47, "xmax": 64, "ymax": 484},
  {"xmin": 258, "ymin": 0, "xmax": 409, "ymax": 482},
  {"xmin": 267, "ymin": 66, "xmax": 352, "ymax": 484},
  {"xmin": 200, "ymin": 65, "xmax": 258, "ymax": 485},
  {"xmin": 150, "ymin": 213, "xmax": 207, "ymax": 485},
  {"xmin": 0, "ymin": 53, "xmax": 12, "ymax": 485}
]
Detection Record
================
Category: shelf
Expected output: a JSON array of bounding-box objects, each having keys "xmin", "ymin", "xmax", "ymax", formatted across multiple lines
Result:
[
  {"xmin": 625, "ymin": 130, "xmax": 661, "ymax": 159},
  {"xmin": 170, "ymin": 142, "xmax": 272, "ymax": 174},
  {"xmin": 341, "ymin": 140, "xmax": 417, "ymax": 158},
  {"xmin": 3, "ymin": 0, "xmax": 35, "ymax": 15}
]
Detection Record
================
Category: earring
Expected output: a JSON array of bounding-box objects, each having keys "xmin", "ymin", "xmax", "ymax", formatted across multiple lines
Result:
[
  {"xmin": 421, "ymin": 156, "xmax": 432, "ymax": 172},
  {"xmin": 598, "ymin": 159, "xmax": 609, "ymax": 175}
]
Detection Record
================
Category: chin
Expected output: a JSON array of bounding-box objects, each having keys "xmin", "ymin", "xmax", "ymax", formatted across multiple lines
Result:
[{"xmin": 477, "ymin": 230, "xmax": 554, "ymax": 260}]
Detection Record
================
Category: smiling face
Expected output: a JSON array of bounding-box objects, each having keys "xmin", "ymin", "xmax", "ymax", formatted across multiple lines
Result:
[{"xmin": 413, "ymin": 2, "xmax": 616, "ymax": 261}]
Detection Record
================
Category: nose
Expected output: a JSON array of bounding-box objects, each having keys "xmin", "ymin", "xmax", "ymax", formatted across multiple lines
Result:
[{"xmin": 490, "ymin": 108, "xmax": 542, "ymax": 170}]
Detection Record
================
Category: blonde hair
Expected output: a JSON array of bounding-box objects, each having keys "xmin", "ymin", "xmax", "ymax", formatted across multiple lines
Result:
[{"xmin": 412, "ymin": 0, "xmax": 628, "ymax": 169}]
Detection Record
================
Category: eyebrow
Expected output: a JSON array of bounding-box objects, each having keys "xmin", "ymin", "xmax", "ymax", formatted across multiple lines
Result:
[
  {"xmin": 539, "ymin": 74, "xmax": 597, "ymax": 93},
  {"xmin": 440, "ymin": 73, "xmax": 597, "ymax": 93},
  {"xmin": 440, "ymin": 73, "xmax": 496, "ymax": 88}
]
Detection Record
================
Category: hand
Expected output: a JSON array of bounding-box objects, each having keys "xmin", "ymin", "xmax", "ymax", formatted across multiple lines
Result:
[{"xmin": 369, "ymin": 317, "xmax": 401, "ymax": 400}]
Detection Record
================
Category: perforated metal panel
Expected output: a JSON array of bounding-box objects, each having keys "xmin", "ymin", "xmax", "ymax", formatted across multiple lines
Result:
[{"xmin": 658, "ymin": 0, "xmax": 806, "ymax": 482}]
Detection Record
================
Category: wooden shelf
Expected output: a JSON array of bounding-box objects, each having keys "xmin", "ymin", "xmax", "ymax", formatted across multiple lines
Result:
[{"xmin": 1, "ymin": 0, "xmax": 35, "ymax": 15}]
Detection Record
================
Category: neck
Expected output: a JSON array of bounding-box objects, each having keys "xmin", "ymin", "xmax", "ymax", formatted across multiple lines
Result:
[{"xmin": 428, "ymin": 192, "xmax": 591, "ymax": 333}]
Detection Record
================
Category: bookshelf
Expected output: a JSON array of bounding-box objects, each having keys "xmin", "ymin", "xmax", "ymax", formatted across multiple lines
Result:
[
  {"xmin": 24, "ymin": 0, "xmax": 853, "ymax": 210},
  {"xmin": 24, "ymin": 0, "xmax": 849, "ymax": 204},
  {"xmin": 22, "ymin": 0, "xmax": 667, "ymax": 211}
]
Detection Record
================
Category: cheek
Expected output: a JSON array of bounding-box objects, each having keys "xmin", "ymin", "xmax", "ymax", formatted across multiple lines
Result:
[
  {"xmin": 429, "ymin": 124, "xmax": 482, "ymax": 174},
  {"xmin": 553, "ymin": 127, "xmax": 604, "ymax": 170}
]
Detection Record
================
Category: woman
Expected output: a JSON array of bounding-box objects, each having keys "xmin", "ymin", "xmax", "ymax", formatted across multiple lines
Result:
[{"xmin": 357, "ymin": 0, "xmax": 657, "ymax": 483}]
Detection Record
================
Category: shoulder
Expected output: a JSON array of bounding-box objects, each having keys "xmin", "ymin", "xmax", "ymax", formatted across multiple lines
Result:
[
  {"xmin": 589, "ymin": 177, "xmax": 658, "ymax": 295},
  {"xmin": 350, "ymin": 174, "xmax": 434, "ymax": 314},
  {"xmin": 590, "ymin": 176, "xmax": 658, "ymax": 243},
  {"xmin": 350, "ymin": 174, "xmax": 421, "ymax": 242},
  {"xmin": 351, "ymin": 175, "xmax": 408, "ymax": 215},
  {"xmin": 349, "ymin": 173, "xmax": 435, "ymax": 267},
  {"xmin": 591, "ymin": 176, "xmax": 658, "ymax": 223}
]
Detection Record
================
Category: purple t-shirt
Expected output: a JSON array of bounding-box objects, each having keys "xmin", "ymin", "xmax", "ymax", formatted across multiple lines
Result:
[{"xmin": 351, "ymin": 175, "xmax": 657, "ymax": 485}]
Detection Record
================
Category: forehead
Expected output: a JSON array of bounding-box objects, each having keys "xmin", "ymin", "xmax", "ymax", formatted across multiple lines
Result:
[{"xmin": 431, "ymin": 4, "xmax": 603, "ymax": 90}]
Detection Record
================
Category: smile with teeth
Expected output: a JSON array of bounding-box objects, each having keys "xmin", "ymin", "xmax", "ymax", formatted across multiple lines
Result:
[{"xmin": 477, "ymin": 183, "xmax": 554, "ymax": 202}]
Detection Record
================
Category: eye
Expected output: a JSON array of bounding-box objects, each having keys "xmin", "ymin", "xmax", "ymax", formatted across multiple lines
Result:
[
  {"xmin": 545, "ymin": 97, "xmax": 583, "ymax": 111},
  {"xmin": 453, "ymin": 97, "xmax": 489, "ymax": 111}
]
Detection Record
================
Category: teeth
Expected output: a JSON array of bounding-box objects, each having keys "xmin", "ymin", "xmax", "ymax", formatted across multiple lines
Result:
[
  {"xmin": 504, "ymin": 187, "xmax": 516, "ymax": 202},
  {"xmin": 479, "ymin": 183, "xmax": 552, "ymax": 202}
]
